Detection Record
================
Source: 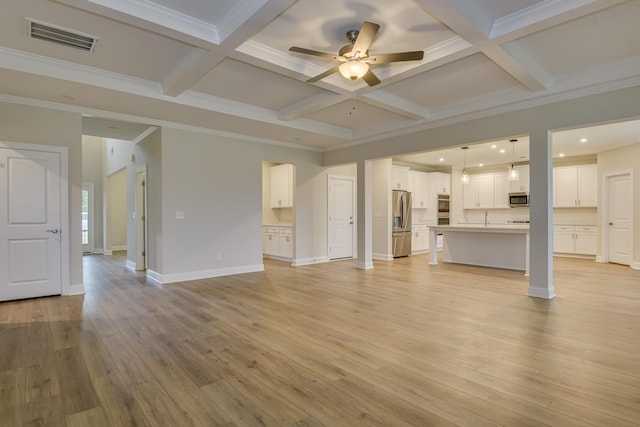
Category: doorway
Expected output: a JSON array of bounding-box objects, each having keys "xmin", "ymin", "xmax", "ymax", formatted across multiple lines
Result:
[
  {"xmin": 603, "ymin": 171, "xmax": 634, "ymax": 265},
  {"xmin": 328, "ymin": 175, "xmax": 355, "ymax": 260}
]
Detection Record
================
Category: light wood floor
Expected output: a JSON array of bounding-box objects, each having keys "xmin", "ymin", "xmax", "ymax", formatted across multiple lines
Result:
[{"xmin": 1, "ymin": 253, "xmax": 639, "ymax": 426}]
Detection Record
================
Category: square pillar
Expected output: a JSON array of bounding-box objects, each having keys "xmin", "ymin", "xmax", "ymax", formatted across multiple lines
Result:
[
  {"xmin": 528, "ymin": 129, "xmax": 555, "ymax": 299},
  {"xmin": 356, "ymin": 159, "xmax": 373, "ymax": 269}
]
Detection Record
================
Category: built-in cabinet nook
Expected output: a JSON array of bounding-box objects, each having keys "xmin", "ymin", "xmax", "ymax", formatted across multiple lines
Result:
[{"xmin": 262, "ymin": 161, "xmax": 295, "ymax": 262}]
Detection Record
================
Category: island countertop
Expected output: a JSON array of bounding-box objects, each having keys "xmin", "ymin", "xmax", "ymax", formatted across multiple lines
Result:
[{"xmin": 429, "ymin": 224, "xmax": 530, "ymax": 275}]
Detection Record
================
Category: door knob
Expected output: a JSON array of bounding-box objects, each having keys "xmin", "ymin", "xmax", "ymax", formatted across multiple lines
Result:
[
  {"xmin": 609, "ymin": 222, "xmax": 613, "ymax": 226},
  {"xmin": 46, "ymin": 229, "xmax": 60, "ymax": 234}
]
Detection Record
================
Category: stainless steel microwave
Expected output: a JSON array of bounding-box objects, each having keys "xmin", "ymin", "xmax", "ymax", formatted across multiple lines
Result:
[{"xmin": 509, "ymin": 192, "xmax": 530, "ymax": 207}]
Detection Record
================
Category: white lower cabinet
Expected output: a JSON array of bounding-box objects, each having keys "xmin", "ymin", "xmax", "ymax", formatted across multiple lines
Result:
[
  {"xmin": 263, "ymin": 226, "xmax": 293, "ymax": 260},
  {"xmin": 553, "ymin": 225, "xmax": 597, "ymax": 256},
  {"xmin": 411, "ymin": 225, "xmax": 429, "ymax": 254}
]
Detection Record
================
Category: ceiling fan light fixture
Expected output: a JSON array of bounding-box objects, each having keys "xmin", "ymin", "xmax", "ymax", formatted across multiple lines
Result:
[{"xmin": 339, "ymin": 60, "xmax": 369, "ymax": 80}]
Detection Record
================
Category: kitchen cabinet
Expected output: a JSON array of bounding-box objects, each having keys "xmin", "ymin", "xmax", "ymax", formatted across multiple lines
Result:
[
  {"xmin": 263, "ymin": 226, "xmax": 294, "ymax": 260},
  {"xmin": 493, "ymin": 173, "xmax": 510, "ymax": 209},
  {"xmin": 411, "ymin": 225, "xmax": 429, "ymax": 254},
  {"xmin": 464, "ymin": 174, "xmax": 495, "ymax": 209},
  {"xmin": 392, "ymin": 165, "xmax": 409, "ymax": 190},
  {"xmin": 553, "ymin": 164, "xmax": 597, "ymax": 208},
  {"xmin": 553, "ymin": 225, "xmax": 597, "ymax": 255},
  {"xmin": 509, "ymin": 165, "xmax": 530, "ymax": 193},
  {"xmin": 408, "ymin": 170, "xmax": 429, "ymax": 208},
  {"xmin": 270, "ymin": 163, "xmax": 293, "ymax": 208},
  {"xmin": 429, "ymin": 172, "xmax": 450, "ymax": 195}
]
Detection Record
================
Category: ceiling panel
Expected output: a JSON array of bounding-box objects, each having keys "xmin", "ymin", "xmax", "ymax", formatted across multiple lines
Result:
[
  {"xmin": 304, "ymin": 100, "xmax": 407, "ymax": 130},
  {"xmin": 384, "ymin": 53, "xmax": 523, "ymax": 110},
  {"xmin": 145, "ymin": 0, "xmax": 240, "ymax": 25},
  {"xmin": 503, "ymin": 1, "xmax": 640, "ymax": 78},
  {"xmin": 468, "ymin": 0, "xmax": 543, "ymax": 22},
  {"xmin": 190, "ymin": 59, "xmax": 329, "ymax": 110}
]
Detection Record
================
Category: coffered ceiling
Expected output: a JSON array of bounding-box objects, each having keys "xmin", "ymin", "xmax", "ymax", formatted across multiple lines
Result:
[{"xmin": 1, "ymin": 0, "xmax": 639, "ymax": 151}]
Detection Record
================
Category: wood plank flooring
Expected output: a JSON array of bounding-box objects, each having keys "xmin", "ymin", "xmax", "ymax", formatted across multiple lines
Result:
[{"xmin": 1, "ymin": 253, "xmax": 639, "ymax": 426}]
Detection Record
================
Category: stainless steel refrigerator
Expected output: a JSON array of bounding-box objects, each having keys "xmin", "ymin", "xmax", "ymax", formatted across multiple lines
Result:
[{"xmin": 392, "ymin": 190, "xmax": 412, "ymax": 257}]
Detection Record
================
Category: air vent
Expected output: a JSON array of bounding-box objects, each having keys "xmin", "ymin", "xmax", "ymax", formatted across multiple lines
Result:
[{"xmin": 27, "ymin": 18, "xmax": 98, "ymax": 52}]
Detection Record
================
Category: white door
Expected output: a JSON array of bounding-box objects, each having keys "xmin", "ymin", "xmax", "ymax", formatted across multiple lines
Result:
[
  {"xmin": 608, "ymin": 174, "xmax": 633, "ymax": 265},
  {"xmin": 0, "ymin": 148, "xmax": 62, "ymax": 301},
  {"xmin": 135, "ymin": 168, "xmax": 147, "ymax": 270},
  {"xmin": 328, "ymin": 177, "xmax": 354, "ymax": 260}
]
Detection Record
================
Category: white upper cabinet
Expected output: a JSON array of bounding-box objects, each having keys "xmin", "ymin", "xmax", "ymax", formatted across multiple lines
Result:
[
  {"xmin": 509, "ymin": 165, "xmax": 530, "ymax": 193},
  {"xmin": 464, "ymin": 173, "xmax": 509, "ymax": 209},
  {"xmin": 554, "ymin": 164, "xmax": 597, "ymax": 207},
  {"xmin": 427, "ymin": 172, "xmax": 450, "ymax": 195},
  {"xmin": 392, "ymin": 165, "xmax": 409, "ymax": 191},
  {"xmin": 408, "ymin": 170, "xmax": 429, "ymax": 209},
  {"xmin": 270, "ymin": 163, "xmax": 293, "ymax": 208},
  {"xmin": 494, "ymin": 173, "xmax": 510, "ymax": 209}
]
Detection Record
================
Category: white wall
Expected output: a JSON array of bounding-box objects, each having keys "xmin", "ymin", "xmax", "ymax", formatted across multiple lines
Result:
[
  {"xmin": 82, "ymin": 136, "xmax": 105, "ymax": 252},
  {"xmin": 597, "ymin": 142, "xmax": 640, "ymax": 266},
  {"xmin": 155, "ymin": 127, "xmax": 331, "ymax": 282},
  {"xmin": 0, "ymin": 101, "xmax": 83, "ymax": 293}
]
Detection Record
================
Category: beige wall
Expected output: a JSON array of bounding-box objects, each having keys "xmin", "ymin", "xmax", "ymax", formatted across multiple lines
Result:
[
  {"xmin": 107, "ymin": 168, "xmax": 127, "ymax": 250},
  {"xmin": 82, "ymin": 136, "xmax": 105, "ymax": 252},
  {"xmin": 0, "ymin": 101, "xmax": 83, "ymax": 292},
  {"xmin": 597, "ymin": 142, "xmax": 640, "ymax": 266}
]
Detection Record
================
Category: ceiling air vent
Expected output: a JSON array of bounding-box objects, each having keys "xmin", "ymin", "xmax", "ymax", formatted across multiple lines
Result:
[{"xmin": 27, "ymin": 18, "xmax": 98, "ymax": 52}]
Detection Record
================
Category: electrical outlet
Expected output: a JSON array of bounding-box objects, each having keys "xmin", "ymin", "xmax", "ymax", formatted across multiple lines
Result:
[{"xmin": 216, "ymin": 252, "xmax": 222, "ymax": 261}]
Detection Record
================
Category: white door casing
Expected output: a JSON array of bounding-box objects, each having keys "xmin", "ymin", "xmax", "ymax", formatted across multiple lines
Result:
[
  {"xmin": 135, "ymin": 166, "xmax": 147, "ymax": 270},
  {"xmin": 328, "ymin": 176, "xmax": 355, "ymax": 260},
  {"xmin": 0, "ymin": 147, "xmax": 63, "ymax": 301},
  {"xmin": 82, "ymin": 182, "xmax": 94, "ymax": 254},
  {"xmin": 605, "ymin": 172, "xmax": 633, "ymax": 265}
]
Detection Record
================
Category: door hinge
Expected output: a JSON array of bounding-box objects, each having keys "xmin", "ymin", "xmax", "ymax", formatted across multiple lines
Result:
[{"xmin": 142, "ymin": 251, "xmax": 145, "ymax": 256}]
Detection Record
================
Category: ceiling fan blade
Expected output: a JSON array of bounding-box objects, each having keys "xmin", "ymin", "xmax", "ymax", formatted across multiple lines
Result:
[
  {"xmin": 362, "ymin": 69, "xmax": 381, "ymax": 87},
  {"xmin": 367, "ymin": 51, "xmax": 424, "ymax": 64},
  {"xmin": 289, "ymin": 46, "xmax": 341, "ymax": 61},
  {"xmin": 307, "ymin": 67, "xmax": 339, "ymax": 83},
  {"xmin": 351, "ymin": 21, "xmax": 380, "ymax": 58}
]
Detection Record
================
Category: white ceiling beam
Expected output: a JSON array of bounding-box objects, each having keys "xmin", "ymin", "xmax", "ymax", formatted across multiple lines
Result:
[
  {"xmin": 161, "ymin": 0, "xmax": 297, "ymax": 97},
  {"xmin": 415, "ymin": 0, "xmax": 548, "ymax": 92}
]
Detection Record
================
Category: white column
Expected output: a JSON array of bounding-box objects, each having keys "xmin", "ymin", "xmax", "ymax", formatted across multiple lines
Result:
[
  {"xmin": 356, "ymin": 159, "xmax": 373, "ymax": 269},
  {"xmin": 528, "ymin": 129, "xmax": 554, "ymax": 299}
]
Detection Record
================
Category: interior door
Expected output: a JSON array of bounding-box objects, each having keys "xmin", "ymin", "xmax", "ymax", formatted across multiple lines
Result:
[
  {"xmin": 328, "ymin": 177, "xmax": 354, "ymax": 260},
  {"xmin": 0, "ymin": 147, "xmax": 62, "ymax": 301},
  {"xmin": 608, "ymin": 173, "xmax": 632, "ymax": 265}
]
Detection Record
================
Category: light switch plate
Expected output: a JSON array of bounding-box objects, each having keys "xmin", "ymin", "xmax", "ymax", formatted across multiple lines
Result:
[{"xmin": 176, "ymin": 211, "xmax": 184, "ymax": 220}]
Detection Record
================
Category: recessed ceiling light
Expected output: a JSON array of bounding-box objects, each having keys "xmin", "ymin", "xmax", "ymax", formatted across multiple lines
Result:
[
  {"xmin": 559, "ymin": 153, "xmax": 565, "ymax": 157},
  {"xmin": 439, "ymin": 158, "xmax": 444, "ymax": 162},
  {"xmin": 499, "ymin": 149, "xmax": 505, "ymax": 153},
  {"xmin": 580, "ymin": 138, "xmax": 588, "ymax": 143},
  {"xmin": 491, "ymin": 145, "xmax": 497, "ymax": 149},
  {"xmin": 479, "ymin": 163, "xmax": 483, "ymax": 167}
]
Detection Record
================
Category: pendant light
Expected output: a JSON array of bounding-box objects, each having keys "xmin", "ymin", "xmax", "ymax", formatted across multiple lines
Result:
[
  {"xmin": 508, "ymin": 139, "xmax": 520, "ymax": 182},
  {"xmin": 461, "ymin": 146, "xmax": 469, "ymax": 185}
]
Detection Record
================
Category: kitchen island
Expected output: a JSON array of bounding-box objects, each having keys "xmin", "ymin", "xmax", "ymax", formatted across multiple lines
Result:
[{"xmin": 429, "ymin": 225, "xmax": 530, "ymax": 275}]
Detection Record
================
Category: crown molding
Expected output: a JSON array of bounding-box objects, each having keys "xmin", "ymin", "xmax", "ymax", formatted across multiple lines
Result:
[
  {"xmin": 0, "ymin": 94, "xmax": 322, "ymax": 152},
  {"xmin": 88, "ymin": 0, "xmax": 220, "ymax": 44},
  {"xmin": 217, "ymin": 0, "xmax": 269, "ymax": 43}
]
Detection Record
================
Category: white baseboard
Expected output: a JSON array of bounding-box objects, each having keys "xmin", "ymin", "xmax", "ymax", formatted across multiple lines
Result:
[
  {"xmin": 147, "ymin": 264, "xmax": 265, "ymax": 284},
  {"xmin": 356, "ymin": 260, "xmax": 374, "ymax": 270},
  {"xmin": 263, "ymin": 254, "xmax": 292, "ymax": 263},
  {"xmin": 111, "ymin": 245, "xmax": 127, "ymax": 251},
  {"xmin": 632, "ymin": 261, "xmax": 640, "ymax": 270},
  {"xmin": 125, "ymin": 259, "xmax": 136, "ymax": 271},
  {"xmin": 372, "ymin": 252, "xmax": 393, "ymax": 261},
  {"xmin": 595, "ymin": 255, "xmax": 604, "ymax": 263},
  {"xmin": 292, "ymin": 256, "xmax": 329, "ymax": 266},
  {"xmin": 528, "ymin": 286, "xmax": 555, "ymax": 299},
  {"xmin": 91, "ymin": 248, "xmax": 105, "ymax": 255},
  {"xmin": 103, "ymin": 249, "xmax": 113, "ymax": 256},
  {"xmin": 63, "ymin": 283, "xmax": 85, "ymax": 296}
]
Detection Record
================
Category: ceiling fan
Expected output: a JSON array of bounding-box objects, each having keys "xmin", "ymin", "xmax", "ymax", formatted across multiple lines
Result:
[{"xmin": 289, "ymin": 21, "xmax": 424, "ymax": 87}]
